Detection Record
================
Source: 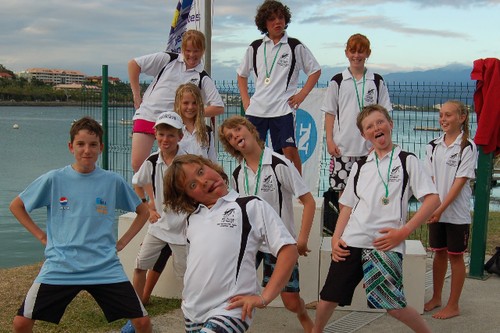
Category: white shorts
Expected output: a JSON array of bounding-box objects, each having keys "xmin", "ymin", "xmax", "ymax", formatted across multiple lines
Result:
[{"xmin": 135, "ymin": 233, "xmax": 187, "ymax": 279}]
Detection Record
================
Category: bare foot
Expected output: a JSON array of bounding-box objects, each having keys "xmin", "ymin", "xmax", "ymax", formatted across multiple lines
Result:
[
  {"xmin": 298, "ymin": 312, "xmax": 314, "ymax": 333},
  {"xmin": 432, "ymin": 306, "xmax": 460, "ymax": 319},
  {"xmin": 424, "ymin": 299, "xmax": 441, "ymax": 312}
]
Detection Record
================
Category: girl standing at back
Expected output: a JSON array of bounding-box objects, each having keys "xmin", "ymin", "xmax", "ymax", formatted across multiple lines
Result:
[
  {"xmin": 424, "ymin": 100, "xmax": 477, "ymax": 319},
  {"xmin": 174, "ymin": 83, "xmax": 217, "ymax": 163}
]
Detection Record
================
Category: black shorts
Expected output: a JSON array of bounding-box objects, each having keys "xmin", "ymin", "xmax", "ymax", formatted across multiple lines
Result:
[
  {"xmin": 319, "ymin": 247, "xmax": 364, "ymax": 306},
  {"xmin": 17, "ymin": 281, "xmax": 147, "ymax": 324},
  {"xmin": 246, "ymin": 113, "xmax": 296, "ymax": 151},
  {"xmin": 429, "ymin": 222, "xmax": 470, "ymax": 254}
]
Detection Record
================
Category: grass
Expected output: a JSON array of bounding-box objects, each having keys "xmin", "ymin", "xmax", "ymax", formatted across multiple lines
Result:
[{"xmin": 0, "ymin": 263, "xmax": 181, "ymax": 333}]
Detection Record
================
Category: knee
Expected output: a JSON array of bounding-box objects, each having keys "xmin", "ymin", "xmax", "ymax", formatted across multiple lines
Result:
[
  {"xmin": 282, "ymin": 294, "xmax": 304, "ymax": 313},
  {"xmin": 131, "ymin": 316, "xmax": 151, "ymax": 332},
  {"xmin": 13, "ymin": 316, "xmax": 34, "ymax": 333}
]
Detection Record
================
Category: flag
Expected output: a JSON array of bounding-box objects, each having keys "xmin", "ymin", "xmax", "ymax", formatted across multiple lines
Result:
[{"xmin": 166, "ymin": 0, "xmax": 194, "ymax": 53}]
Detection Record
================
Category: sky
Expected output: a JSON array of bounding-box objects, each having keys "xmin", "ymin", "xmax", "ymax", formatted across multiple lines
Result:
[{"xmin": 1, "ymin": 0, "xmax": 499, "ymax": 83}]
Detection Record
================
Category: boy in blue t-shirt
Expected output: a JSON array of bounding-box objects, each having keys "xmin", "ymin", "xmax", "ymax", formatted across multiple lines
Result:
[{"xmin": 10, "ymin": 117, "xmax": 152, "ymax": 333}]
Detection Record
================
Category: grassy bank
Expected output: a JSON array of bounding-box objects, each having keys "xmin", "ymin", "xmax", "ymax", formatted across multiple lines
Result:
[{"xmin": 0, "ymin": 263, "xmax": 180, "ymax": 333}]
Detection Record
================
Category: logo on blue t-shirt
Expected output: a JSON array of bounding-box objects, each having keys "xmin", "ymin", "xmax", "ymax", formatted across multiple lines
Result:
[
  {"xmin": 96, "ymin": 197, "xmax": 108, "ymax": 214},
  {"xmin": 295, "ymin": 108, "xmax": 318, "ymax": 163},
  {"xmin": 59, "ymin": 197, "xmax": 69, "ymax": 210}
]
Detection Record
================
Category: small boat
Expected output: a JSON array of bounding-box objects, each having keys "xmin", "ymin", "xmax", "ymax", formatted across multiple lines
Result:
[
  {"xmin": 12, "ymin": 124, "xmax": 19, "ymax": 129},
  {"xmin": 413, "ymin": 126, "xmax": 441, "ymax": 132}
]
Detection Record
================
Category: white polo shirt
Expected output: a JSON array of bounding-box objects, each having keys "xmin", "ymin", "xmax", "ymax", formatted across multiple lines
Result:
[
  {"xmin": 321, "ymin": 68, "xmax": 392, "ymax": 157},
  {"xmin": 237, "ymin": 32, "xmax": 321, "ymax": 118},
  {"xmin": 425, "ymin": 133, "xmax": 477, "ymax": 225},
  {"xmin": 179, "ymin": 127, "xmax": 217, "ymax": 163},
  {"xmin": 182, "ymin": 190, "xmax": 296, "ymax": 324},
  {"xmin": 132, "ymin": 148, "xmax": 188, "ymax": 245},
  {"xmin": 132, "ymin": 52, "xmax": 224, "ymax": 123},
  {"xmin": 231, "ymin": 147, "xmax": 309, "ymax": 252},
  {"xmin": 340, "ymin": 146, "xmax": 437, "ymax": 254}
]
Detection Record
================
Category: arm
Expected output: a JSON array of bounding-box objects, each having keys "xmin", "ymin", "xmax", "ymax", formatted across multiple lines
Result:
[
  {"xmin": 287, "ymin": 70, "xmax": 321, "ymax": 108},
  {"xmin": 116, "ymin": 202, "xmax": 150, "ymax": 251},
  {"xmin": 296, "ymin": 192, "xmax": 316, "ymax": 256},
  {"xmin": 325, "ymin": 113, "xmax": 341, "ymax": 157},
  {"xmin": 135, "ymin": 183, "xmax": 160, "ymax": 223},
  {"xmin": 204, "ymin": 105, "xmax": 224, "ymax": 117},
  {"xmin": 237, "ymin": 74, "xmax": 251, "ymax": 111},
  {"xmin": 331, "ymin": 206, "xmax": 352, "ymax": 262},
  {"xmin": 10, "ymin": 196, "xmax": 47, "ymax": 245},
  {"xmin": 374, "ymin": 193, "xmax": 440, "ymax": 251},
  {"xmin": 428, "ymin": 177, "xmax": 469, "ymax": 223},
  {"xmin": 227, "ymin": 244, "xmax": 298, "ymax": 320},
  {"xmin": 128, "ymin": 59, "xmax": 142, "ymax": 110}
]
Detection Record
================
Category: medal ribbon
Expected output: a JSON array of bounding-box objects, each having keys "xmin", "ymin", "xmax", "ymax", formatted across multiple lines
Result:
[
  {"xmin": 375, "ymin": 145, "xmax": 395, "ymax": 201},
  {"xmin": 244, "ymin": 149, "xmax": 264, "ymax": 195},
  {"xmin": 349, "ymin": 68, "xmax": 366, "ymax": 112},
  {"xmin": 264, "ymin": 42, "xmax": 282, "ymax": 81}
]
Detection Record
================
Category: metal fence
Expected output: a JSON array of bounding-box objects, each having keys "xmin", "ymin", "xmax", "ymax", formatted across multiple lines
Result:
[{"xmin": 81, "ymin": 79, "xmax": 478, "ymax": 245}]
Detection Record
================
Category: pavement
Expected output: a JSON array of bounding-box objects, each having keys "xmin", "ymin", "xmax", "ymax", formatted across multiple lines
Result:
[{"xmin": 108, "ymin": 258, "xmax": 500, "ymax": 333}]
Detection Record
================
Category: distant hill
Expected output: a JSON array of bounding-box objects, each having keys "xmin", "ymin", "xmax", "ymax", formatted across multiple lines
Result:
[{"xmin": 384, "ymin": 64, "xmax": 472, "ymax": 84}]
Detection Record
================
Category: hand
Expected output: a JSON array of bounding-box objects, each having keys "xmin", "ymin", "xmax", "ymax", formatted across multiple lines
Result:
[
  {"xmin": 326, "ymin": 140, "xmax": 341, "ymax": 158},
  {"xmin": 148, "ymin": 209, "xmax": 161, "ymax": 223},
  {"xmin": 288, "ymin": 92, "xmax": 305, "ymax": 110},
  {"xmin": 297, "ymin": 239, "xmax": 311, "ymax": 257},
  {"xmin": 116, "ymin": 240, "xmax": 125, "ymax": 252},
  {"xmin": 373, "ymin": 227, "xmax": 408, "ymax": 251},
  {"xmin": 427, "ymin": 211, "xmax": 441, "ymax": 224},
  {"xmin": 133, "ymin": 94, "xmax": 142, "ymax": 110},
  {"xmin": 226, "ymin": 294, "xmax": 264, "ymax": 320},
  {"xmin": 332, "ymin": 238, "xmax": 350, "ymax": 262}
]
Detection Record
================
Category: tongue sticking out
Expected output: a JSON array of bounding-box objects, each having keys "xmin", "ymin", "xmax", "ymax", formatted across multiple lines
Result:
[{"xmin": 375, "ymin": 133, "xmax": 386, "ymax": 145}]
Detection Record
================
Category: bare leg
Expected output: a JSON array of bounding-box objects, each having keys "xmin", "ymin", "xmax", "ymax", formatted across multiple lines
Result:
[
  {"xmin": 131, "ymin": 316, "xmax": 152, "ymax": 333},
  {"xmin": 424, "ymin": 249, "xmax": 447, "ymax": 311},
  {"xmin": 131, "ymin": 132, "xmax": 155, "ymax": 172},
  {"xmin": 281, "ymin": 292, "xmax": 313, "ymax": 333},
  {"xmin": 142, "ymin": 270, "xmax": 162, "ymax": 305},
  {"xmin": 312, "ymin": 299, "xmax": 338, "ymax": 333},
  {"xmin": 133, "ymin": 269, "xmax": 147, "ymax": 303},
  {"xmin": 282, "ymin": 146, "xmax": 302, "ymax": 175},
  {"xmin": 388, "ymin": 307, "xmax": 431, "ymax": 333},
  {"xmin": 433, "ymin": 253, "xmax": 465, "ymax": 319},
  {"xmin": 13, "ymin": 316, "xmax": 35, "ymax": 333}
]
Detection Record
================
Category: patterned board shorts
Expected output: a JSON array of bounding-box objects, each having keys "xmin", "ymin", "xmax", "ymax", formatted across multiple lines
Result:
[{"xmin": 329, "ymin": 156, "xmax": 363, "ymax": 191}]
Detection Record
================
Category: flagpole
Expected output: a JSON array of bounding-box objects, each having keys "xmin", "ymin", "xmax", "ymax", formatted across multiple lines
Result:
[{"xmin": 204, "ymin": 0, "xmax": 212, "ymax": 76}]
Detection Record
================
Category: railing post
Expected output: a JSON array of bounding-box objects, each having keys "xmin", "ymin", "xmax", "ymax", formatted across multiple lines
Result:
[
  {"xmin": 101, "ymin": 65, "xmax": 109, "ymax": 170},
  {"xmin": 469, "ymin": 146, "xmax": 494, "ymax": 279}
]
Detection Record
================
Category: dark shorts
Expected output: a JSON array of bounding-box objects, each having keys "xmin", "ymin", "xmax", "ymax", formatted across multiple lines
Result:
[
  {"xmin": 319, "ymin": 247, "xmax": 406, "ymax": 309},
  {"xmin": 429, "ymin": 222, "xmax": 470, "ymax": 254},
  {"xmin": 329, "ymin": 156, "xmax": 363, "ymax": 191},
  {"xmin": 17, "ymin": 281, "xmax": 147, "ymax": 324},
  {"xmin": 256, "ymin": 251, "xmax": 300, "ymax": 293},
  {"xmin": 246, "ymin": 113, "xmax": 296, "ymax": 151},
  {"xmin": 185, "ymin": 315, "xmax": 249, "ymax": 333},
  {"xmin": 132, "ymin": 119, "xmax": 155, "ymax": 135}
]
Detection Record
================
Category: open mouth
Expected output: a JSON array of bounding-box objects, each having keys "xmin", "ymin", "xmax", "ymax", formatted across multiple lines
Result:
[
  {"xmin": 375, "ymin": 133, "xmax": 384, "ymax": 139},
  {"xmin": 237, "ymin": 138, "xmax": 245, "ymax": 148}
]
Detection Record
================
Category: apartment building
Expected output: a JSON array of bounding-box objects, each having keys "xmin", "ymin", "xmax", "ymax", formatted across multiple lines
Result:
[{"xmin": 18, "ymin": 68, "xmax": 86, "ymax": 85}]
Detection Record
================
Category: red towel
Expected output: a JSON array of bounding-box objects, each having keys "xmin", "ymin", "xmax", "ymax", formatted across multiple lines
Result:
[{"xmin": 470, "ymin": 58, "xmax": 500, "ymax": 155}]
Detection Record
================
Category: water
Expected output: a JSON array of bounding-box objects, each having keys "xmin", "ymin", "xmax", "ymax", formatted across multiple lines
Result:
[{"xmin": 0, "ymin": 106, "xmax": 498, "ymax": 269}]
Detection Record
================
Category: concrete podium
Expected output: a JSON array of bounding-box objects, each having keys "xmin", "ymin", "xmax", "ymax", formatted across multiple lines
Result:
[{"xmin": 319, "ymin": 238, "xmax": 427, "ymax": 314}]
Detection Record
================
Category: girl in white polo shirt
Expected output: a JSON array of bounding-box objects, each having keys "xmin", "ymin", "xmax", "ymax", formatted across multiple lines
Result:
[
  {"xmin": 423, "ymin": 100, "xmax": 477, "ymax": 320},
  {"xmin": 313, "ymin": 105, "xmax": 440, "ymax": 333},
  {"xmin": 163, "ymin": 154, "xmax": 298, "ymax": 333},
  {"xmin": 174, "ymin": 83, "xmax": 217, "ymax": 163}
]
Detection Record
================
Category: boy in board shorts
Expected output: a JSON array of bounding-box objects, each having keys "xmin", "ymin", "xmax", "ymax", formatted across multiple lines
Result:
[
  {"xmin": 10, "ymin": 117, "xmax": 152, "ymax": 333},
  {"xmin": 313, "ymin": 105, "xmax": 440, "ymax": 333},
  {"xmin": 237, "ymin": 0, "xmax": 321, "ymax": 174}
]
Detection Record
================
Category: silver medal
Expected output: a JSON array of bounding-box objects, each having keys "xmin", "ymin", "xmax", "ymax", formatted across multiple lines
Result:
[{"xmin": 264, "ymin": 77, "xmax": 271, "ymax": 85}]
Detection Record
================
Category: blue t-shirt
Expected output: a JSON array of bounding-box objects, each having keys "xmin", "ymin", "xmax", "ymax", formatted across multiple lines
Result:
[{"xmin": 20, "ymin": 165, "xmax": 141, "ymax": 284}]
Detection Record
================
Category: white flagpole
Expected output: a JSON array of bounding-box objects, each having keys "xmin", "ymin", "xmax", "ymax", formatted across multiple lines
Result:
[{"xmin": 204, "ymin": 0, "xmax": 212, "ymax": 76}]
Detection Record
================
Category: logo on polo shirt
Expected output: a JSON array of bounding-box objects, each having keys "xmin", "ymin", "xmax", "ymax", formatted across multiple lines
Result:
[
  {"xmin": 389, "ymin": 165, "xmax": 402, "ymax": 182},
  {"xmin": 365, "ymin": 88, "xmax": 376, "ymax": 104},
  {"xmin": 295, "ymin": 108, "xmax": 318, "ymax": 163},
  {"xmin": 277, "ymin": 53, "xmax": 290, "ymax": 67},
  {"xmin": 190, "ymin": 77, "xmax": 200, "ymax": 85},
  {"xmin": 261, "ymin": 175, "xmax": 275, "ymax": 193},
  {"xmin": 446, "ymin": 153, "xmax": 459, "ymax": 167},
  {"xmin": 218, "ymin": 208, "xmax": 237, "ymax": 228}
]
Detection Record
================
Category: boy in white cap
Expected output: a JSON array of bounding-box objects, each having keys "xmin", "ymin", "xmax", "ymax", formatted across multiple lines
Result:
[{"xmin": 121, "ymin": 111, "xmax": 188, "ymax": 333}]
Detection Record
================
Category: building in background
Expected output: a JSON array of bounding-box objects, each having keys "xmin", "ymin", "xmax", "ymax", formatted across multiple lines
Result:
[{"xmin": 18, "ymin": 68, "xmax": 86, "ymax": 84}]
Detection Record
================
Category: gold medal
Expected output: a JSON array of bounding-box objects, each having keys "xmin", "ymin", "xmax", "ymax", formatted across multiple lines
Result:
[
  {"xmin": 264, "ymin": 77, "xmax": 271, "ymax": 85},
  {"xmin": 381, "ymin": 196, "xmax": 389, "ymax": 205}
]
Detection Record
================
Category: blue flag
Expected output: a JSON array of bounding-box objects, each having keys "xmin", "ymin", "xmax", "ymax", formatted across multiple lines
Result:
[{"xmin": 166, "ymin": 0, "xmax": 194, "ymax": 53}]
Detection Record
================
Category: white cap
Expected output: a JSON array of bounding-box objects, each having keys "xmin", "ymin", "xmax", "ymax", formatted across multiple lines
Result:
[{"xmin": 154, "ymin": 111, "xmax": 183, "ymax": 129}]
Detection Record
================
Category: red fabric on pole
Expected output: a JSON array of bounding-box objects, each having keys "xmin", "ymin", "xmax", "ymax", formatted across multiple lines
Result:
[{"xmin": 470, "ymin": 58, "xmax": 500, "ymax": 155}]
